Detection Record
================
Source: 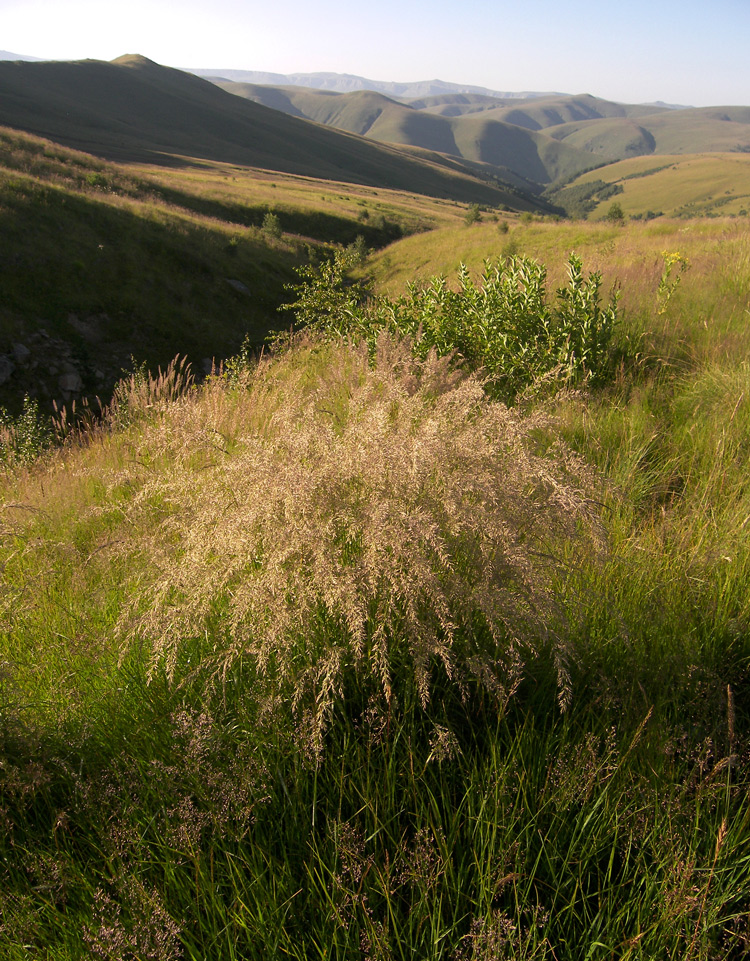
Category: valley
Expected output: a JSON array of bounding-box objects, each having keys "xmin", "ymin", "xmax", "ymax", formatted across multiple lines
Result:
[{"xmin": 0, "ymin": 51, "xmax": 749, "ymax": 961}]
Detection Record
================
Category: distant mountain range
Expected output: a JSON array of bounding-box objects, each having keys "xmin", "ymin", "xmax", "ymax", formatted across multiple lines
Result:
[
  {"xmin": 187, "ymin": 68, "xmax": 567, "ymax": 102},
  {"xmin": 0, "ymin": 50, "xmax": 43, "ymax": 62}
]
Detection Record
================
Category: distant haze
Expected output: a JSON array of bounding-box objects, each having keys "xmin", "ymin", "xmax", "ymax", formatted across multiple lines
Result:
[
  {"xmin": 1, "ymin": 0, "xmax": 748, "ymax": 106},
  {"xmin": 188, "ymin": 70, "xmax": 570, "ymax": 103}
]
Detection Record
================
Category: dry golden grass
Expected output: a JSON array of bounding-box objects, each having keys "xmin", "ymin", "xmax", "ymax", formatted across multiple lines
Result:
[{"xmin": 107, "ymin": 335, "xmax": 600, "ymax": 750}]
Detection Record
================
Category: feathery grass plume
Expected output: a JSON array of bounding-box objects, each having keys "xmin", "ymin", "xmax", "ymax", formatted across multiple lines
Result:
[
  {"xmin": 105, "ymin": 355, "xmax": 195, "ymax": 431},
  {"xmin": 115, "ymin": 334, "xmax": 601, "ymax": 752}
]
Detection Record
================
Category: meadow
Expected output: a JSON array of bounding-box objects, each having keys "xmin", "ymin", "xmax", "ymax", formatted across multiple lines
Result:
[{"xmin": 1, "ymin": 198, "xmax": 750, "ymax": 960}]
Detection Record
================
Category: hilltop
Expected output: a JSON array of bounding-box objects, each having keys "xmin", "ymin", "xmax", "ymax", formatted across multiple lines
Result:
[{"xmin": 0, "ymin": 55, "xmax": 529, "ymax": 207}]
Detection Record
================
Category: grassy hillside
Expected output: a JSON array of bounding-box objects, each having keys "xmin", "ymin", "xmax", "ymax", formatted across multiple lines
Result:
[
  {"xmin": 216, "ymin": 74, "xmax": 749, "ymax": 196},
  {"xmin": 552, "ymin": 153, "xmax": 750, "ymax": 219},
  {"xmin": 0, "ymin": 55, "xmax": 518, "ymax": 207},
  {"xmin": 1, "ymin": 216, "xmax": 749, "ymax": 958},
  {"xmin": 364, "ymin": 214, "xmax": 750, "ymax": 369},
  {"xmin": 549, "ymin": 105, "xmax": 750, "ymax": 163},
  {"xmin": 219, "ymin": 81, "xmax": 600, "ymax": 189},
  {"xmin": 465, "ymin": 94, "xmax": 672, "ymax": 129},
  {"xmin": 0, "ymin": 123, "xmax": 495, "ymax": 414}
]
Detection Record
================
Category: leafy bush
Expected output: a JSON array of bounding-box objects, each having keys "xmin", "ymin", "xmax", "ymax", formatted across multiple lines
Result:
[
  {"xmin": 261, "ymin": 210, "xmax": 282, "ymax": 239},
  {"xmin": 284, "ymin": 250, "xmax": 618, "ymax": 400},
  {"xmin": 464, "ymin": 203, "xmax": 481, "ymax": 225},
  {"xmin": 0, "ymin": 395, "xmax": 51, "ymax": 465}
]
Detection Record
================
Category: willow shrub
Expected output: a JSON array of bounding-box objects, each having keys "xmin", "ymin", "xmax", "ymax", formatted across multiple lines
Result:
[{"xmin": 283, "ymin": 250, "xmax": 619, "ymax": 400}]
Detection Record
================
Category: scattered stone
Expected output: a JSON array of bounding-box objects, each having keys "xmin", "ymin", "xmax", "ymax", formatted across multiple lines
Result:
[
  {"xmin": 58, "ymin": 371, "xmax": 83, "ymax": 394},
  {"xmin": 226, "ymin": 278, "xmax": 250, "ymax": 295},
  {"xmin": 202, "ymin": 357, "xmax": 215, "ymax": 375}
]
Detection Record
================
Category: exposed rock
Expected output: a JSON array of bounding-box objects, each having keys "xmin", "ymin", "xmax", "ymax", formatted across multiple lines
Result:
[
  {"xmin": 11, "ymin": 343, "xmax": 30, "ymax": 364},
  {"xmin": 58, "ymin": 371, "xmax": 83, "ymax": 394},
  {"xmin": 226, "ymin": 278, "xmax": 250, "ymax": 295},
  {"xmin": 0, "ymin": 356, "xmax": 15, "ymax": 385}
]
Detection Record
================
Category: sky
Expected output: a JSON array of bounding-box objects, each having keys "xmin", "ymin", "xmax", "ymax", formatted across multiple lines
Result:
[{"xmin": 2, "ymin": 0, "xmax": 749, "ymax": 107}]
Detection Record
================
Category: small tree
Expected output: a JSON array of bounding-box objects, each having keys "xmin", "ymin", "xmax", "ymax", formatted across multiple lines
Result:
[
  {"xmin": 262, "ymin": 211, "xmax": 282, "ymax": 239},
  {"xmin": 464, "ymin": 204, "xmax": 481, "ymax": 225},
  {"xmin": 347, "ymin": 234, "xmax": 369, "ymax": 265},
  {"xmin": 606, "ymin": 201, "xmax": 625, "ymax": 224}
]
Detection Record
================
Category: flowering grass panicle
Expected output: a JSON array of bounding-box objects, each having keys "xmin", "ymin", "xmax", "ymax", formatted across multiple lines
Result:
[{"xmin": 114, "ymin": 334, "xmax": 600, "ymax": 750}]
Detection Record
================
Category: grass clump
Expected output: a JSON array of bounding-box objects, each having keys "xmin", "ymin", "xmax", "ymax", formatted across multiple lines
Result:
[
  {"xmin": 115, "ymin": 334, "xmax": 599, "ymax": 752},
  {"xmin": 1, "ymin": 234, "xmax": 749, "ymax": 958}
]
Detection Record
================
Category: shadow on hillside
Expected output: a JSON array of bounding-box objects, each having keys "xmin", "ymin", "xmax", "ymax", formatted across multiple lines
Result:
[
  {"xmin": 0, "ymin": 178, "xmax": 302, "ymax": 411},
  {"xmin": 149, "ymin": 183, "xmax": 405, "ymax": 247}
]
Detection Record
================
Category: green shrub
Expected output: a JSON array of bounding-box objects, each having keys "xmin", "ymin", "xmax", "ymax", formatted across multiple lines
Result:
[
  {"xmin": 0, "ymin": 395, "xmax": 51, "ymax": 465},
  {"xmin": 261, "ymin": 210, "xmax": 282, "ymax": 239},
  {"xmin": 284, "ymin": 250, "xmax": 619, "ymax": 400},
  {"xmin": 464, "ymin": 203, "xmax": 481, "ymax": 225}
]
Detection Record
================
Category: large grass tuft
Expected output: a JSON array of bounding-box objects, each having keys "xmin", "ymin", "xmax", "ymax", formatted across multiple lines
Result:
[{"xmin": 113, "ymin": 335, "xmax": 599, "ymax": 751}]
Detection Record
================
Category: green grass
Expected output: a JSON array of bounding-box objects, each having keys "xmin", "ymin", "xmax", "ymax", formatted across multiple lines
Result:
[
  {"xmin": 556, "ymin": 153, "xmax": 750, "ymax": 219},
  {"xmin": 1, "ymin": 106, "xmax": 750, "ymax": 956},
  {"xmin": 2, "ymin": 223, "xmax": 750, "ymax": 955}
]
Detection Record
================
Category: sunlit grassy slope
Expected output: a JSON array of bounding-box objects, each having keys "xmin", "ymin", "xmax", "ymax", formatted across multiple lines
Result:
[
  {"xmin": 366, "ymin": 212, "xmax": 750, "ymax": 343},
  {"xmin": 565, "ymin": 153, "xmax": 750, "ymax": 219},
  {"xmin": 1, "ymin": 212, "xmax": 749, "ymax": 957}
]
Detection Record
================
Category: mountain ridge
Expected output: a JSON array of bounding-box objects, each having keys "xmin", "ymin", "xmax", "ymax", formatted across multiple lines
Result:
[
  {"xmin": 0, "ymin": 55, "xmax": 537, "ymax": 207},
  {"xmin": 186, "ymin": 68, "xmax": 567, "ymax": 101}
]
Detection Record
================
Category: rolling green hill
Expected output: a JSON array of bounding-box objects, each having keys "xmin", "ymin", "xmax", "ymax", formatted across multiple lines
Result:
[
  {"xmin": 218, "ymin": 81, "xmax": 600, "ymax": 188},
  {"xmin": 0, "ymin": 55, "xmax": 526, "ymax": 207},
  {"xmin": 548, "ymin": 105, "xmax": 750, "ymax": 161},
  {"xmin": 433, "ymin": 93, "xmax": 672, "ymax": 129},
  {"xmin": 214, "ymin": 80, "xmax": 750, "ymax": 202},
  {"xmin": 554, "ymin": 152, "xmax": 750, "ymax": 219}
]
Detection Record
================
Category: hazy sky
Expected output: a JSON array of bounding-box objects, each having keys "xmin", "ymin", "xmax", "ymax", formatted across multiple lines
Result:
[{"xmin": 2, "ymin": 0, "xmax": 749, "ymax": 106}]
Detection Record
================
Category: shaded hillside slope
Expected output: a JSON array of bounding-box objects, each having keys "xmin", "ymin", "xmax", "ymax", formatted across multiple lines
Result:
[
  {"xmin": 218, "ymin": 82, "xmax": 599, "ymax": 187},
  {"xmin": 0, "ymin": 55, "xmax": 522, "ymax": 206},
  {"xmin": 0, "ymin": 133, "xmax": 301, "ymax": 412}
]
